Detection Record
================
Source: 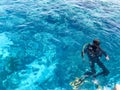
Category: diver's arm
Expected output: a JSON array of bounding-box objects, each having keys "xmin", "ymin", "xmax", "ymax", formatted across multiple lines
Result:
[
  {"xmin": 81, "ymin": 43, "xmax": 88, "ymax": 60},
  {"xmin": 81, "ymin": 51, "xmax": 84, "ymax": 58},
  {"xmin": 81, "ymin": 51, "xmax": 85, "ymax": 62},
  {"xmin": 101, "ymin": 49, "xmax": 110, "ymax": 60}
]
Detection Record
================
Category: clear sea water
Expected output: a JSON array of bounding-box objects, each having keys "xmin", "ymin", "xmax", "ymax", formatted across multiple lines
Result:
[{"xmin": 0, "ymin": 0, "xmax": 120, "ymax": 90}]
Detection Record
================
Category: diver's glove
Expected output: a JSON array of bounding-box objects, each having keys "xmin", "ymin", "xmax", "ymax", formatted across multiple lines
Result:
[{"xmin": 105, "ymin": 55, "xmax": 110, "ymax": 60}]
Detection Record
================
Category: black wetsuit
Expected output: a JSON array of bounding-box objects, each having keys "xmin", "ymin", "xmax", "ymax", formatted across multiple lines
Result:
[{"xmin": 83, "ymin": 44, "xmax": 109, "ymax": 76}]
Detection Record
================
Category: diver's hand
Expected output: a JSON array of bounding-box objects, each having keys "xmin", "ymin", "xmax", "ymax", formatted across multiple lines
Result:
[{"xmin": 106, "ymin": 55, "xmax": 110, "ymax": 60}]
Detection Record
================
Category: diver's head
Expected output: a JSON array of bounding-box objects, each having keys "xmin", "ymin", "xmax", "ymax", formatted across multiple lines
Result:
[{"xmin": 93, "ymin": 39, "xmax": 100, "ymax": 46}]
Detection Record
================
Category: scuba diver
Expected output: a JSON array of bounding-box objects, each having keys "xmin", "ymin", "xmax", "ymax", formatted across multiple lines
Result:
[
  {"xmin": 70, "ymin": 39, "xmax": 110, "ymax": 90},
  {"xmin": 81, "ymin": 39, "xmax": 110, "ymax": 77}
]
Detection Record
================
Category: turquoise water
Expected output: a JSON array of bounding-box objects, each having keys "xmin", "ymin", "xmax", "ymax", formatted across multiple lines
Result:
[{"xmin": 0, "ymin": 0, "xmax": 120, "ymax": 90}]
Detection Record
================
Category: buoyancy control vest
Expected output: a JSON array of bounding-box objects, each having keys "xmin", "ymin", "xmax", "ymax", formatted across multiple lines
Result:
[{"xmin": 86, "ymin": 44, "xmax": 103, "ymax": 58}]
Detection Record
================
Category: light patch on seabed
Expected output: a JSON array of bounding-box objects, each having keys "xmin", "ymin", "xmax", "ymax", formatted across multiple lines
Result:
[
  {"xmin": 16, "ymin": 60, "xmax": 57, "ymax": 90},
  {"xmin": 0, "ymin": 32, "xmax": 13, "ymax": 58}
]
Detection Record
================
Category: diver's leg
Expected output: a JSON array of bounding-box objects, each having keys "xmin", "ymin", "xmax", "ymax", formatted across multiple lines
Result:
[
  {"xmin": 90, "ymin": 60, "xmax": 96, "ymax": 74},
  {"xmin": 97, "ymin": 59, "xmax": 109, "ymax": 76}
]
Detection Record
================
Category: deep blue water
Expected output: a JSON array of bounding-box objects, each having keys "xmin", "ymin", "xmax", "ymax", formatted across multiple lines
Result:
[{"xmin": 0, "ymin": 0, "xmax": 120, "ymax": 90}]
